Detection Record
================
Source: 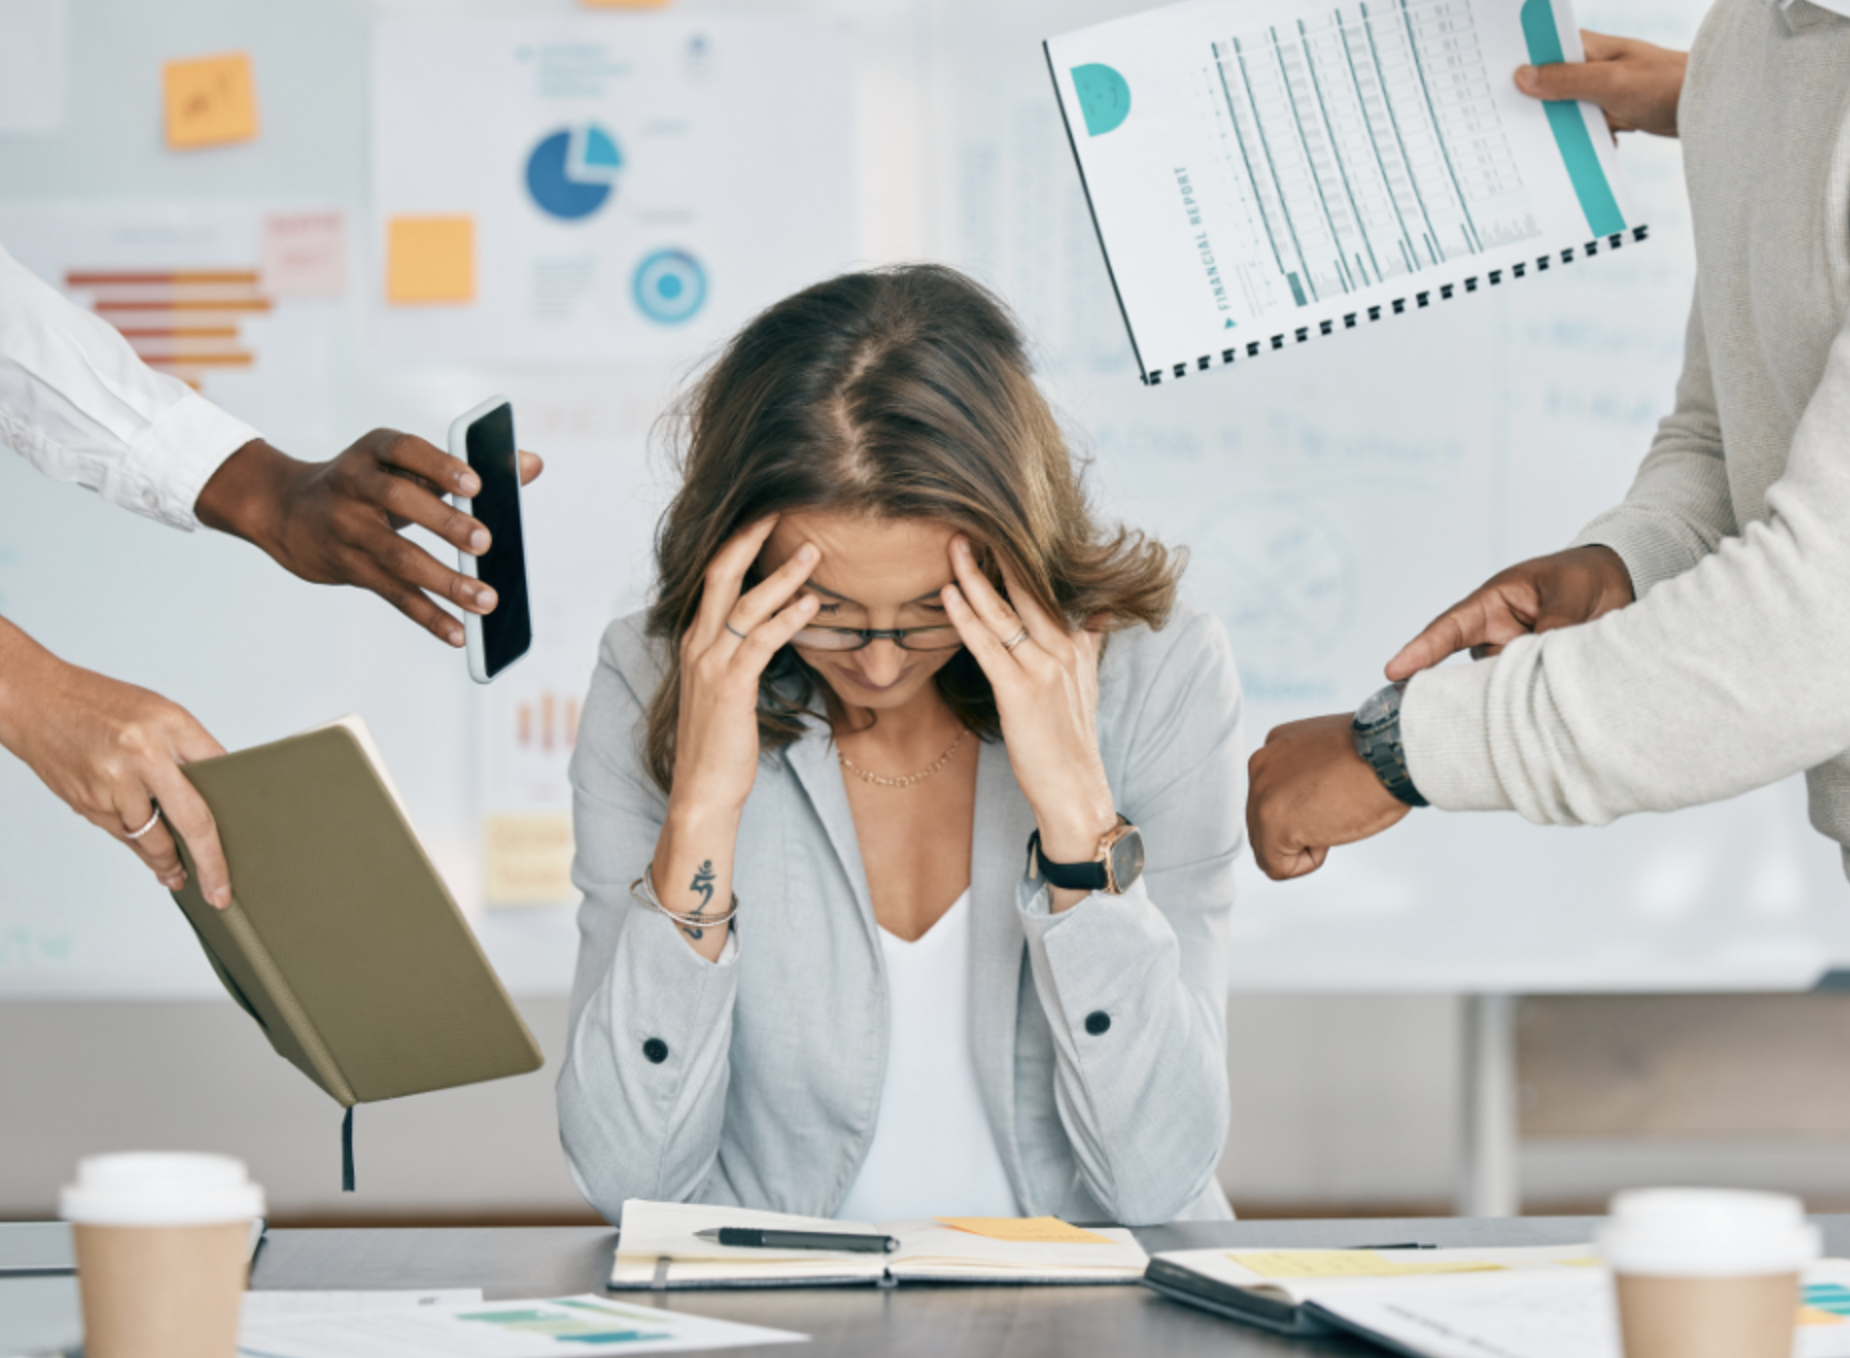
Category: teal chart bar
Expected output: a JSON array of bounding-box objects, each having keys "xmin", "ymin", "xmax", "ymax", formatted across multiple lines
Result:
[{"xmin": 1519, "ymin": 0, "xmax": 1625, "ymax": 237}]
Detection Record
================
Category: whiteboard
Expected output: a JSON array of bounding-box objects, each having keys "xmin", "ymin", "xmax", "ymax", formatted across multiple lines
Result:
[{"xmin": 4, "ymin": 0, "xmax": 1846, "ymax": 999}]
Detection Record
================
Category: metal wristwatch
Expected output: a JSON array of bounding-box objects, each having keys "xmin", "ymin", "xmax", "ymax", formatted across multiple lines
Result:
[
  {"xmin": 1028, "ymin": 817, "xmax": 1146, "ymax": 895},
  {"xmin": 1353, "ymin": 682, "xmax": 1429, "ymax": 809}
]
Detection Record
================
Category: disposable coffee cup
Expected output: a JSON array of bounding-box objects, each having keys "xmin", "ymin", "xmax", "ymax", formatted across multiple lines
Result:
[
  {"xmin": 1599, "ymin": 1188, "xmax": 1819, "ymax": 1358},
  {"xmin": 60, "ymin": 1152, "xmax": 265, "ymax": 1358}
]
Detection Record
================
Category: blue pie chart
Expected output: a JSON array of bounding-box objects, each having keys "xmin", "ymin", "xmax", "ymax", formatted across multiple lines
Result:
[{"xmin": 525, "ymin": 125, "xmax": 622, "ymax": 221}]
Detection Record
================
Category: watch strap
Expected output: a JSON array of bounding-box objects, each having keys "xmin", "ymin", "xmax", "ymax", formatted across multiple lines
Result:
[
  {"xmin": 1353, "ymin": 681, "xmax": 1429, "ymax": 809},
  {"xmin": 1027, "ymin": 829, "xmax": 1110, "ymax": 891}
]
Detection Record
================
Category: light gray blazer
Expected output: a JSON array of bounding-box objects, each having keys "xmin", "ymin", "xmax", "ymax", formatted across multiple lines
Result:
[{"xmin": 558, "ymin": 601, "xmax": 1245, "ymax": 1227}]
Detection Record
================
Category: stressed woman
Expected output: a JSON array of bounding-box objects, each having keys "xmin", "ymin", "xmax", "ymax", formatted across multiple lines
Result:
[{"xmin": 559, "ymin": 266, "xmax": 1244, "ymax": 1227}]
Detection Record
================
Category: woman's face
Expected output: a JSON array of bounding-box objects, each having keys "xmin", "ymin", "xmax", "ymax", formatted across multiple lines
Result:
[{"xmin": 760, "ymin": 511, "xmax": 967, "ymax": 714}]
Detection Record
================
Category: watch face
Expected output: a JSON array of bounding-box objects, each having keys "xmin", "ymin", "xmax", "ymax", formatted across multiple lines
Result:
[{"xmin": 1108, "ymin": 828, "xmax": 1145, "ymax": 892}]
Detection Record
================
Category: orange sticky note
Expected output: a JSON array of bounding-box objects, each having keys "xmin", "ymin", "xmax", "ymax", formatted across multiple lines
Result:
[
  {"xmin": 163, "ymin": 52, "xmax": 259, "ymax": 150},
  {"xmin": 386, "ymin": 216, "xmax": 475, "ymax": 306},
  {"xmin": 936, "ymin": 1216, "xmax": 1114, "ymax": 1245}
]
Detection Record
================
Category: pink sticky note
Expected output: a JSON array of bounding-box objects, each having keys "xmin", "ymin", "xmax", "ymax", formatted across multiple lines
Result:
[{"xmin": 260, "ymin": 211, "xmax": 347, "ymax": 298}]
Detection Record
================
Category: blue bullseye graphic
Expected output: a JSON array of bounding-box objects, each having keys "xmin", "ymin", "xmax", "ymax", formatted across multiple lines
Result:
[
  {"xmin": 632, "ymin": 249, "xmax": 707, "ymax": 324},
  {"xmin": 525, "ymin": 125, "xmax": 622, "ymax": 221}
]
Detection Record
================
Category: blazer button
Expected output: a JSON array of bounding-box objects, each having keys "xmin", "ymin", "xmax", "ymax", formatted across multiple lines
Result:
[
  {"xmin": 643, "ymin": 1037, "xmax": 670, "ymax": 1064},
  {"xmin": 1085, "ymin": 1011, "xmax": 1111, "ymax": 1036}
]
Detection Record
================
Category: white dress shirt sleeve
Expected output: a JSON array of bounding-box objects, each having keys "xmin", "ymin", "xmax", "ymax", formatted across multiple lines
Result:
[{"xmin": 0, "ymin": 240, "xmax": 261, "ymax": 531}]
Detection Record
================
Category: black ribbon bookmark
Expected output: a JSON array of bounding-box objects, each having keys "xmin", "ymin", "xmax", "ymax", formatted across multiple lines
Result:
[{"xmin": 342, "ymin": 1105, "xmax": 356, "ymax": 1193}]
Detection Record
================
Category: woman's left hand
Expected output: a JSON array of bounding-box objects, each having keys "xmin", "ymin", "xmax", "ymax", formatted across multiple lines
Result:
[{"xmin": 941, "ymin": 537, "xmax": 1118, "ymax": 898}]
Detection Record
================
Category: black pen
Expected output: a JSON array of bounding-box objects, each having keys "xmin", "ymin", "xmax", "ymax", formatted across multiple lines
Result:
[
  {"xmin": 695, "ymin": 1226, "xmax": 901, "ymax": 1254},
  {"xmin": 1345, "ymin": 1242, "xmax": 1436, "ymax": 1250}
]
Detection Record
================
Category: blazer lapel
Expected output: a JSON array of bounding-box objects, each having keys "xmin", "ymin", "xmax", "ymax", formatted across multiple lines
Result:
[
  {"xmin": 781, "ymin": 727, "xmax": 878, "ymax": 942},
  {"xmin": 969, "ymin": 736, "xmax": 1035, "ymax": 1193}
]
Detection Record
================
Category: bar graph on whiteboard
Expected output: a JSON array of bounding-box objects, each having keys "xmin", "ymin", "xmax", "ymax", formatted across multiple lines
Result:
[
  {"xmin": 0, "ymin": 199, "xmax": 339, "ymax": 437},
  {"xmin": 64, "ymin": 269, "xmax": 269, "ymax": 390}
]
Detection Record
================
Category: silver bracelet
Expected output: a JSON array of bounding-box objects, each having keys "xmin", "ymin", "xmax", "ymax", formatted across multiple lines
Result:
[{"xmin": 630, "ymin": 864, "xmax": 739, "ymax": 928}]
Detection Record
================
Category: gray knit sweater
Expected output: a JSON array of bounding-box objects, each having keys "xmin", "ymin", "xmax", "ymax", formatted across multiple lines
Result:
[{"xmin": 1401, "ymin": 0, "xmax": 1850, "ymax": 871}]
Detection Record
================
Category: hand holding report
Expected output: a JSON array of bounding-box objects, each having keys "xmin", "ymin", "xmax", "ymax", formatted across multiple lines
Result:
[{"xmin": 1047, "ymin": 0, "xmax": 1642, "ymax": 383}]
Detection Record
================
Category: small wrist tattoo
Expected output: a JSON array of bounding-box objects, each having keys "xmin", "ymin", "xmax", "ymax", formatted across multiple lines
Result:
[{"xmin": 682, "ymin": 859, "xmax": 717, "ymax": 940}]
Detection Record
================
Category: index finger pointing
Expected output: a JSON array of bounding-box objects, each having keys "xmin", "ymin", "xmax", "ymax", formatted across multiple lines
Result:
[{"xmin": 1385, "ymin": 610, "xmax": 1473, "ymax": 681}]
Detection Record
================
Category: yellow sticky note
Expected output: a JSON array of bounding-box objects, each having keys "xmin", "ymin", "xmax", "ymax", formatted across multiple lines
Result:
[
  {"xmin": 936, "ymin": 1216, "xmax": 1114, "ymax": 1245},
  {"xmin": 163, "ymin": 52, "xmax": 259, "ymax": 150},
  {"xmin": 386, "ymin": 216, "xmax": 475, "ymax": 306},
  {"xmin": 1229, "ymin": 1251, "xmax": 1507, "ymax": 1281},
  {"xmin": 1800, "ymin": 1307, "xmax": 1846, "ymax": 1328},
  {"xmin": 484, "ymin": 813, "xmax": 576, "ymax": 907}
]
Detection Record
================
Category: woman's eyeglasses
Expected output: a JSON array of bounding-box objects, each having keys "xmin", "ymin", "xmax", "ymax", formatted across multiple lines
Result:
[{"xmin": 792, "ymin": 625, "xmax": 963, "ymax": 653}]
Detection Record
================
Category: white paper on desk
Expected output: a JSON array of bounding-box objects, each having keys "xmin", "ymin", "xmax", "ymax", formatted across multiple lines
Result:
[
  {"xmin": 236, "ymin": 1292, "xmax": 804, "ymax": 1358},
  {"xmin": 243, "ymin": 1289, "xmax": 484, "ymax": 1323},
  {"xmin": 1317, "ymin": 1259, "xmax": 1850, "ymax": 1358}
]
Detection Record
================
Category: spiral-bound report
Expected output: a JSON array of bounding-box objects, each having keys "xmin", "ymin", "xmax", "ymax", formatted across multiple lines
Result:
[{"xmin": 1047, "ymin": 0, "xmax": 1645, "ymax": 385}]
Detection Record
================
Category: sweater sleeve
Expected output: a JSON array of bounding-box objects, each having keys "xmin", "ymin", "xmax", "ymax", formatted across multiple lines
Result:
[
  {"xmin": 1569, "ymin": 291, "xmax": 1740, "ymax": 595},
  {"xmin": 1014, "ymin": 609, "xmax": 1242, "ymax": 1225},
  {"xmin": 556, "ymin": 619, "xmax": 742, "ymax": 1223},
  {"xmin": 1402, "ymin": 306, "xmax": 1850, "ymax": 823}
]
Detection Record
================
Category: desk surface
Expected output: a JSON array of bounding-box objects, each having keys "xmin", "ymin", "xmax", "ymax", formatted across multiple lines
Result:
[{"xmin": 243, "ymin": 1215, "xmax": 1850, "ymax": 1357}]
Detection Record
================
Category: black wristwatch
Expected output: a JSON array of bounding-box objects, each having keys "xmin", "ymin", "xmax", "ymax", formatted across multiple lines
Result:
[
  {"xmin": 1027, "ymin": 816, "xmax": 1146, "ymax": 895},
  {"xmin": 1353, "ymin": 682, "xmax": 1428, "ymax": 808}
]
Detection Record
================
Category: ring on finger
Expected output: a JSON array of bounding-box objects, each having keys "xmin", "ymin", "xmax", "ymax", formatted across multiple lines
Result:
[
  {"xmin": 1001, "ymin": 627, "xmax": 1031, "ymax": 652},
  {"xmin": 725, "ymin": 621, "xmax": 750, "ymax": 641},
  {"xmin": 125, "ymin": 806, "xmax": 163, "ymax": 841}
]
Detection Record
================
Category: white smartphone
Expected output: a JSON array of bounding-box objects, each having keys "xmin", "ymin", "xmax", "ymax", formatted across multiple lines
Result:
[{"xmin": 448, "ymin": 396, "xmax": 532, "ymax": 684}]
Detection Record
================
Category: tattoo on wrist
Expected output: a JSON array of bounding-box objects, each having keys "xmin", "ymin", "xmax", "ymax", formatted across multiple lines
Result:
[{"xmin": 682, "ymin": 859, "xmax": 717, "ymax": 940}]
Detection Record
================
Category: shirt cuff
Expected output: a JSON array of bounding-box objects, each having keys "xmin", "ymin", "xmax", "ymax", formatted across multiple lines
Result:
[
  {"xmin": 1401, "ymin": 660, "xmax": 1515, "ymax": 812},
  {"xmin": 121, "ymin": 391, "xmax": 260, "ymax": 532}
]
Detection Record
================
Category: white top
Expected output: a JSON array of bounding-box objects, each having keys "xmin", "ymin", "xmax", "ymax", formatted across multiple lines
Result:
[
  {"xmin": 0, "ymin": 240, "xmax": 258, "ymax": 531},
  {"xmin": 834, "ymin": 889, "xmax": 1019, "ymax": 1223}
]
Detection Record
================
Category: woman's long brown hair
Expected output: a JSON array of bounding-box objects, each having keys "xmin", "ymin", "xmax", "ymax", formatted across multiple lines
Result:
[{"xmin": 643, "ymin": 264, "xmax": 1182, "ymax": 793}]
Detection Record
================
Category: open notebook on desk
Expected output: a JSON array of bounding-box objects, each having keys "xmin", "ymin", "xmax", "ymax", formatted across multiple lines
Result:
[{"xmin": 611, "ymin": 1200, "xmax": 1148, "ymax": 1290}]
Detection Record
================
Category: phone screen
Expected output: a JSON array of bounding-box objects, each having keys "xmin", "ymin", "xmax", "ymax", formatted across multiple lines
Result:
[{"xmin": 465, "ymin": 403, "xmax": 532, "ymax": 678}]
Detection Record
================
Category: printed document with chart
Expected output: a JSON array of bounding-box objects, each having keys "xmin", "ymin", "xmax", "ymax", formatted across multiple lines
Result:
[{"xmin": 1046, "ymin": 0, "xmax": 1642, "ymax": 383}]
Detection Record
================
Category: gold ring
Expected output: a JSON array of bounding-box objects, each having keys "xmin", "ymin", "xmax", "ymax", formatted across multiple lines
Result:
[{"xmin": 1002, "ymin": 627, "xmax": 1031, "ymax": 651}]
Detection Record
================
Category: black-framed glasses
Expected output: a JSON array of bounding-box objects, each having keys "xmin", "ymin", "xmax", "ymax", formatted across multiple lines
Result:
[{"xmin": 792, "ymin": 624, "xmax": 963, "ymax": 653}]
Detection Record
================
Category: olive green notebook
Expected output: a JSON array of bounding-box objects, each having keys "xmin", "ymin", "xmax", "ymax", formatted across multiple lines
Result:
[{"xmin": 168, "ymin": 717, "xmax": 543, "ymax": 1184}]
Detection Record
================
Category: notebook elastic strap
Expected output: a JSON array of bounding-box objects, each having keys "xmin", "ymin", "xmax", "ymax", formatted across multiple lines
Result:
[{"xmin": 342, "ymin": 1105, "xmax": 356, "ymax": 1193}]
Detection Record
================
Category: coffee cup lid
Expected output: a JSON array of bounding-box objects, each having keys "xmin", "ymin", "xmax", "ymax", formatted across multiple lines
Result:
[
  {"xmin": 1600, "ymin": 1188, "xmax": 1820, "ymax": 1277},
  {"xmin": 60, "ymin": 1153, "xmax": 264, "ymax": 1227}
]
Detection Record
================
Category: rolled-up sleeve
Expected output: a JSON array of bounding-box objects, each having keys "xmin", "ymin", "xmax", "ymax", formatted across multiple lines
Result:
[
  {"xmin": 558, "ymin": 618, "xmax": 742, "ymax": 1223},
  {"xmin": 0, "ymin": 241, "xmax": 258, "ymax": 530},
  {"xmin": 1015, "ymin": 609, "xmax": 1243, "ymax": 1225}
]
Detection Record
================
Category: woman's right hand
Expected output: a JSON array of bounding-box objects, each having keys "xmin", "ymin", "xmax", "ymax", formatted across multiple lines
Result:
[{"xmin": 668, "ymin": 517, "xmax": 821, "ymax": 819}]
